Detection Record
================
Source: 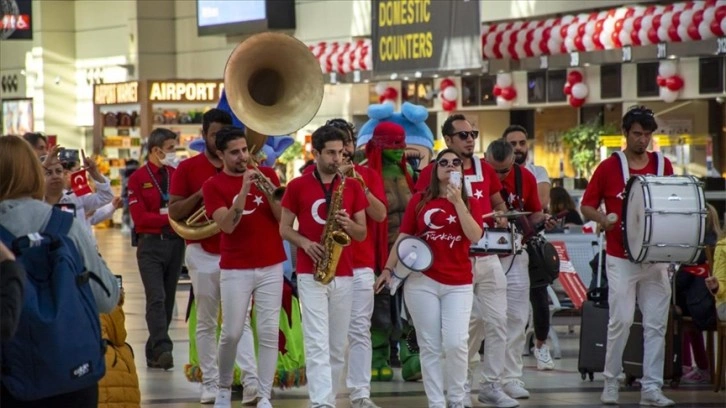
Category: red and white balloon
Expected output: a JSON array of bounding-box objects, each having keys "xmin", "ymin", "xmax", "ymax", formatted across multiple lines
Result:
[
  {"xmin": 439, "ymin": 78, "xmax": 458, "ymax": 111},
  {"xmin": 656, "ymin": 60, "xmax": 684, "ymax": 103},
  {"xmin": 563, "ymin": 70, "xmax": 588, "ymax": 108},
  {"xmin": 375, "ymin": 83, "xmax": 398, "ymax": 105},
  {"xmin": 493, "ymin": 73, "xmax": 517, "ymax": 108}
]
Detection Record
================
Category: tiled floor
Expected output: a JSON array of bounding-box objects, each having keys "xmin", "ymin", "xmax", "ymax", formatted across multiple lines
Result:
[{"xmin": 95, "ymin": 228, "xmax": 725, "ymax": 407}]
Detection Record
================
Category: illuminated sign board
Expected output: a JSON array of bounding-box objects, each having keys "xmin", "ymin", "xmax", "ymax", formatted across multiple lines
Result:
[
  {"xmin": 94, "ymin": 82, "xmax": 139, "ymax": 105},
  {"xmin": 148, "ymin": 81, "xmax": 225, "ymax": 102}
]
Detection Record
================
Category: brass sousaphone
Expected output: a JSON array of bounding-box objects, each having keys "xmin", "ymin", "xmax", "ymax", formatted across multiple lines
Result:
[{"xmin": 170, "ymin": 33, "xmax": 324, "ymax": 240}]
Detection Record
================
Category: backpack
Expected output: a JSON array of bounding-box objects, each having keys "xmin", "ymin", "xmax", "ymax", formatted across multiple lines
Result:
[{"xmin": 0, "ymin": 208, "xmax": 107, "ymax": 401}]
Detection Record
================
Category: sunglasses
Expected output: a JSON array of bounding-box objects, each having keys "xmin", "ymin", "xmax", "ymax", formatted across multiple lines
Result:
[
  {"xmin": 437, "ymin": 158, "xmax": 462, "ymax": 168},
  {"xmin": 449, "ymin": 130, "xmax": 479, "ymax": 140}
]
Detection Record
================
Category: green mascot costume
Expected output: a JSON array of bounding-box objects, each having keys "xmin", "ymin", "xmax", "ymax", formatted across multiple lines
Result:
[{"xmin": 356, "ymin": 102, "xmax": 434, "ymax": 382}]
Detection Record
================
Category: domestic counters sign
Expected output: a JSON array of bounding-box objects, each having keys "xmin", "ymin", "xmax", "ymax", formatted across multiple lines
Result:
[{"xmin": 372, "ymin": 0, "xmax": 480, "ymax": 75}]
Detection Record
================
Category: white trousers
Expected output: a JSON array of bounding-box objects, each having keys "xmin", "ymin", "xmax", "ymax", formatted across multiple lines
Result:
[
  {"xmin": 217, "ymin": 264, "xmax": 283, "ymax": 400},
  {"xmin": 298, "ymin": 274, "xmax": 353, "ymax": 408},
  {"xmin": 186, "ymin": 244, "xmax": 258, "ymax": 387},
  {"xmin": 468, "ymin": 255, "xmax": 508, "ymax": 386},
  {"xmin": 603, "ymin": 256, "xmax": 670, "ymax": 392},
  {"xmin": 404, "ymin": 273, "xmax": 473, "ymax": 408},
  {"xmin": 500, "ymin": 251, "xmax": 531, "ymax": 384},
  {"xmin": 346, "ymin": 267, "xmax": 375, "ymax": 400}
]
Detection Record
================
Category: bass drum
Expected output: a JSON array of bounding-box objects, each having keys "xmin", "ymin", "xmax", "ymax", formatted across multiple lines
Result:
[{"xmin": 622, "ymin": 175, "xmax": 706, "ymax": 264}]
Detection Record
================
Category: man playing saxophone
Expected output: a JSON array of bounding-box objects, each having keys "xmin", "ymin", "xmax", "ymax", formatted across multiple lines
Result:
[
  {"xmin": 168, "ymin": 110, "xmax": 259, "ymax": 405},
  {"xmin": 202, "ymin": 127, "xmax": 286, "ymax": 408},
  {"xmin": 279, "ymin": 125, "xmax": 368, "ymax": 408}
]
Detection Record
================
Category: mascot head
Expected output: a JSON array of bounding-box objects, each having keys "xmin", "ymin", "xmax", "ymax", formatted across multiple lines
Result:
[{"xmin": 356, "ymin": 102, "xmax": 434, "ymax": 168}]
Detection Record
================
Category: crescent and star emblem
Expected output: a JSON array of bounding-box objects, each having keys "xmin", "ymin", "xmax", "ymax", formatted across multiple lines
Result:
[
  {"xmin": 232, "ymin": 193, "xmax": 264, "ymax": 215},
  {"xmin": 311, "ymin": 198, "xmax": 326, "ymax": 225},
  {"xmin": 73, "ymin": 174, "xmax": 86, "ymax": 185},
  {"xmin": 423, "ymin": 208, "xmax": 445, "ymax": 230}
]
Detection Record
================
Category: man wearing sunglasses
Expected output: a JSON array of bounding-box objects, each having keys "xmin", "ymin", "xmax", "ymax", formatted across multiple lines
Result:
[
  {"xmin": 415, "ymin": 114, "xmax": 515, "ymax": 408},
  {"xmin": 580, "ymin": 106, "xmax": 675, "ymax": 407}
]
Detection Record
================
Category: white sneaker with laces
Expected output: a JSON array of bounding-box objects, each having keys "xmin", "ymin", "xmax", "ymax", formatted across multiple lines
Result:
[
  {"xmin": 351, "ymin": 397, "xmax": 381, "ymax": 408},
  {"xmin": 534, "ymin": 345, "xmax": 555, "ymax": 371},
  {"xmin": 200, "ymin": 383, "xmax": 218, "ymax": 404},
  {"xmin": 502, "ymin": 380, "xmax": 530, "ymax": 399},
  {"xmin": 213, "ymin": 388, "xmax": 232, "ymax": 408},
  {"xmin": 600, "ymin": 378, "xmax": 619, "ymax": 405},
  {"xmin": 478, "ymin": 382, "xmax": 520, "ymax": 407},
  {"xmin": 256, "ymin": 397, "xmax": 273, "ymax": 408},
  {"xmin": 242, "ymin": 384, "xmax": 259, "ymax": 406},
  {"xmin": 640, "ymin": 388, "xmax": 675, "ymax": 407}
]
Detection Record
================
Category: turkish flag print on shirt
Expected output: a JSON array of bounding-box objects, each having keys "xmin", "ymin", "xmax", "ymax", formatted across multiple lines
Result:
[{"xmin": 70, "ymin": 170, "xmax": 92, "ymax": 196}]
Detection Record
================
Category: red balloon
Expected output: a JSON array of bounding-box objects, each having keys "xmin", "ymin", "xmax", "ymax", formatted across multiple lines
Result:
[
  {"xmin": 508, "ymin": 43, "xmax": 517, "ymax": 59},
  {"xmin": 378, "ymin": 95, "xmax": 386, "ymax": 104},
  {"xmin": 560, "ymin": 24, "xmax": 569, "ymax": 39},
  {"xmin": 501, "ymin": 87, "xmax": 517, "ymax": 101},
  {"xmin": 560, "ymin": 42, "xmax": 568, "ymax": 54},
  {"xmin": 664, "ymin": 4, "xmax": 674, "ymax": 13},
  {"xmin": 593, "ymin": 32, "xmax": 604, "ymax": 50},
  {"xmin": 574, "ymin": 35, "xmax": 585, "ymax": 51},
  {"xmin": 493, "ymin": 86, "xmax": 502, "ymax": 96},
  {"xmin": 578, "ymin": 23, "xmax": 586, "ymax": 37},
  {"xmin": 526, "ymin": 29, "xmax": 535, "ymax": 42},
  {"xmin": 684, "ymin": 1, "xmax": 694, "ymax": 10},
  {"xmin": 588, "ymin": 12, "xmax": 598, "ymax": 22},
  {"xmin": 716, "ymin": 6, "xmax": 726, "ymax": 23},
  {"xmin": 539, "ymin": 39, "xmax": 549, "ymax": 55},
  {"xmin": 595, "ymin": 19, "xmax": 604, "ymax": 32},
  {"xmin": 706, "ymin": 0, "xmax": 717, "ymax": 6},
  {"xmin": 567, "ymin": 70, "xmax": 584, "ymax": 84},
  {"xmin": 383, "ymin": 87, "xmax": 398, "ymax": 100},
  {"xmin": 569, "ymin": 96, "xmax": 586, "ymax": 108},
  {"xmin": 666, "ymin": 75, "xmax": 684, "ymax": 91},
  {"xmin": 496, "ymin": 31, "xmax": 505, "ymax": 43},
  {"xmin": 625, "ymin": 8, "xmax": 635, "ymax": 18},
  {"xmin": 614, "ymin": 18, "xmax": 625, "ymax": 32},
  {"xmin": 510, "ymin": 30, "xmax": 518, "ymax": 44},
  {"xmin": 656, "ymin": 75, "xmax": 667, "ymax": 87},
  {"xmin": 693, "ymin": 10, "xmax": 704, "ymax": 26},
  {"xmin": 634, "ymin": 16, "xmax": 643, "ymax": 32},
  {"xmin": 608, "ymin": 9, "xmax": 616, "ymax": 18},
  {"xmin": 672, "ymin": 11, "xmax": 682, "ymax": 30},
  {"xmin": 653, "ymin": 15, "xmax": 662, "ymax": 31},
  {"xmin": 524, "ymin": 42, "xmax": 534, "ymax": 57},
  {"xmin": 542, "ymin": 27, "xmax": 551, "ymax": 40},
  {"xmin": 440, "ymin": 78, "xmax": 455, "ymax": 90},
  {"xmin": 668, "ymin": 24, "xmax": 681, "ymax": 42},
  {"xmin": 648, "ymin": 27, "xmax": 659, "ymax": 44},
  {"xmin": 612, "ymin": 30, "xmax": 622, "ymax": 48},
  {"xmin": 644, "ymin": 6, "xmax": 656, "ymax": 16},
  {"xmin": 442, "ymin": 99, "xmax": 457, "ymax": 111},
  {"xmin": 493, "ymin": 45, "xmax": 503, "ymax": 59},
  {"xmin": 711, "ymin": 19, "xmax": 724, "ymax": 37},
  {"xmin": 564, "ymin": 82, "xmax": 573, "ymax": 95},
  {"xmin": 687, "ymin": 23, "xmax": 701, "ymax": 41},
  {"xmin": 630, "ymin": 29, "xmax": 641, "ymax": 46}
]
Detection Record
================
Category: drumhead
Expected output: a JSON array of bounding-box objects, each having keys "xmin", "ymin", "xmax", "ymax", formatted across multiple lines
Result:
[{"xmin": 623, "ymin": 175, "xmax": 648, "ymax": 262}]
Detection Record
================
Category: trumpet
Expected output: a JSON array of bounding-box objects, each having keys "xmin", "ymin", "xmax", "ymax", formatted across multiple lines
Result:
[{"xmin": 249, "ymin": 156, "xmax": 286, "ymax": 201}]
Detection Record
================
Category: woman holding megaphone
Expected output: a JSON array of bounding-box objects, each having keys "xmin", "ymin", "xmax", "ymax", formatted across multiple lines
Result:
[{"xmin": 375, "ymin": 149, "xmax": 483, "ymax": 408}]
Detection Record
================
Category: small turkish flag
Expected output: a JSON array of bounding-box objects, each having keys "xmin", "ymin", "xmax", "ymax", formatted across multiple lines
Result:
[{"xmin": 70, "ymin": 170, "xmax": 92, "ymax": 196}]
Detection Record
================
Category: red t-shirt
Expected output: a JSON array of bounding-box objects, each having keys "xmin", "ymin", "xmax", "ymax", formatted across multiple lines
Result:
[
  {"xmin": 400, "ymin": 192, "xmax": 483, "ymax": 285},
  {"xmin": 581, "ymin": 152, "xmax": 674, "ymax": 259},
  {"xmin": 500, "ymin": 164, "xmax": 542, "ymax": 213},
  {"xmin": 128, "ymin": 162, "xmax": 175, "ymax": 234},
  {"xmin": 415, "ymin": 158, "xmax": 501, "ymax": 226},
  {"xmin": 202, "ymin": 168, "xmax": 286, "ymax": 269},
  {"xmin": 350, "ymin": 165, "xmax": 387, "ymax": 269},
  {"xmin": 170, "ymin": 153, "xmax": 222, "ymax": 254},
  {"xmin": 281, "ymin": 171, "xmax": 368, "ymax": 276}
]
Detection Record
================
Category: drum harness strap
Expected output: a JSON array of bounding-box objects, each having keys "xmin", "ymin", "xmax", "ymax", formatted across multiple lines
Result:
[
  {"xmin": 612, "ymin": 151, "xmax": 665, "ymax": 183},
  {"xmin": 499, "ymin": 165, "xmax": 525, "ymax": 276}
]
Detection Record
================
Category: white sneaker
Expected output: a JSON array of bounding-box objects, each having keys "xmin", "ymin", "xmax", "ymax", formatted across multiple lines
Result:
[
  {"xmin": 478, "ymin": 383, "xmax": 520, "ymax": 407},
  {"xmin": 640, "ymin": 388, "xmax": 675, "ymax": 407},
  {"xmin": 200, "ymin": 383, "xmax": 218, "ymax": 404},
  {"xmin": 447, "ymin": 402, "xmax": 465, "ymax": 408},
  {"xmin": 463, "ymin": 375, "xmax": 473, "ymax": 408},
  {"xmin": 242, "ymin": 384, "xmax": 259, "ymax": 406},
  {"xmin": 351, "ymin": 397, "xmax": 381, "ymax": 408},
  {"xmin": 502, "ymin": 380, "xmax": 530, "ymax": 399},
  {"xmin": 256, "ymin": 398, "xmax": 272, "ymax": 408},
  {"xmin": 534, "ymin": 345, "xmax": 555, "ymax": 371},
  {"xmin": 213, "ymin": 388, "xmax": 232, "ymax": 408},
  {"xmin": 600, "ymin": 378, "xmax": 619, "ymax": 405}
]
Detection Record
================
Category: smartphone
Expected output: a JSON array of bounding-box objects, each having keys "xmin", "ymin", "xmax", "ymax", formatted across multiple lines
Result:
[
  {"xmin": 115, "ymin": 275, "xmax": 123, "ymax": 289},
  {"xmin": 449, "ymin": 171, "xmax": 462, "ymax": 189},
  {"xmin": 59, "ymin": 149, "xmax": 80, "ymax": 163}
]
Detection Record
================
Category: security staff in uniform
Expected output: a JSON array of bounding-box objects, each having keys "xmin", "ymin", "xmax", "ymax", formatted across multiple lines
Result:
[{"xmin": 128, "ymin": 128, "xmax": 185, "ymax": 370}]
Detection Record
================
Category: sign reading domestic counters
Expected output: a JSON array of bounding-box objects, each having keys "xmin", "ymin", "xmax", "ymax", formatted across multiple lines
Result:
[{"xmin": 371, "ymin": 0, "xmax": 480, "ymax": 75}]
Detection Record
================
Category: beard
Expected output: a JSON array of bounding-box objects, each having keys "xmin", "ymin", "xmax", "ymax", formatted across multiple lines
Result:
[
  {"xmin": 461, "ymin": 151, "xmax": 474, "ymax": 159},
  {"xmin": 227, "ymin": 162, "xmax": 247, "ymax": 174},
  {"xmin": 514, "ymin": 151, "xmax": 527, "ymax": 165}
]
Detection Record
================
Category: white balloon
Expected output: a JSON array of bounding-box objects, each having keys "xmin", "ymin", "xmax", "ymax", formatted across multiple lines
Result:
[
  {"xmin": 624, "ymin": 17, "xmax": 634, "ymax": 32},
  {"xmin": 565, "ymin": 36, "xmax": 576, "ymax": 52},
  {"xmin": 600, "ymin": 29, "xmax": 614, "ymax": 49},
  {"xmin": 561, "ymin": 15, "xmax": 576, "ymax": 25},
  {"xmin": 614, "ymin": 8, "xmax": 629, "ymax": 19},
  {"xmin": 721, "ymin": 17, "xmax": 726, "ymax": 37},
  {"xmin": 551, "ymin": 25, "xmax": 563, "ymax": 41},
  {"xmin": 512, "ymin": 21, "xmax": 524, "ymax": 30},
  {"xmin": 659, "ymin": 60, "xmax": 678, "ymax": 77},
  {"xmin": 496, "ymin": 96, "xmax": 514, "ymax": 108},
  {"xmin": 571, "ymin": 83, "xmax": 589, "ymax": 99},
  {"xmin": 660, "ymin": 87, "xmax": 679, "ymax": 103},
  {"xmin": 533, "ymin": 27, "xmax": 544, "ymax": 43},
  {"xmin": 619, "ymin": 29, "xmax": 632, "ymax": 46},
  {"xmin": 514, "ymin": 42, "xmax": 526, "ymax": 59},
  {"xmin": 693, "ymin": 1, "xmax": 706, "ymax": 11},
  {"xmin": 703, "ymin": 6, "xmax": 716, "ymax": 23},
  {"xmin": 680, "ymin": 9, "xmax": 695, "ymax": 28},
  {"xmin": 673, "ymin": 2, "xmax": 687, "ymax": 13},
  {"xmin": 598, "ymin": 11, "xmax": 609, "ymax": 20},
  {"xmin": 544, "ymin": 18, "xmax": 557, "ymax": 27},
  {"xmin": 499, "ymin": 42, "xmax": 510, "ymax": 59},
  {"xmin": 547, "ymin": 38, "xmax": 562, "ymax": 54},
  {"xmin": 677, "ymin": 24, "xmax": 689, "ymax": 42},
  {"xmin": 657, "ymin": 26, "xmax": 670, "ymax": 43},
  {"xmin": 375, "ymin": 83, "xmax": 387, "ymax": 95},
  {"xmin": 586, "ymin": 21, "xmax": 596, "ymax": 35},
  {"xmin": 442, "ymin": 86, "xmax": 458, "ymax": 102},
  {"xmin": 641, "ymin": 15, "xmax": 653, "ymax": 31},
  {"xmin": 633, "ymin": 6, "xmax": 646, "ymax": 17},
  {"xmin": 700, "ymin": 21, "xmax": 715, "ymax": 40},
  {"xmin": 583, "ymin": 34, "xmax": 595, "ymax": 51},
  {"xmin": 496, "ymin": 73, "xmax": 513, "ymax": 88},
  {"xmin": 639, "ymin": 29, "xmax": 651, "ymax": 46}
]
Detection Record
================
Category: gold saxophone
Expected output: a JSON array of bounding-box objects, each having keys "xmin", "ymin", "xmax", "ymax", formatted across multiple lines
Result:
[{"xmin": 314, "ymin": 174, "xmax": 352, "ymax": 284}]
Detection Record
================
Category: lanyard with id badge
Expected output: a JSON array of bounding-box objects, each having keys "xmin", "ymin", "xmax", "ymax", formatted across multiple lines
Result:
[{"xmin": 145, "ymin": 164, "xmax": 169, "ymax": 215}]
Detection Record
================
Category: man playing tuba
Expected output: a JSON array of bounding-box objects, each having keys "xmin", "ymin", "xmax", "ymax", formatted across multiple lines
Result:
[{"xmin": 279, "ymin": 125, "xmax": 368, "ymax": 408}]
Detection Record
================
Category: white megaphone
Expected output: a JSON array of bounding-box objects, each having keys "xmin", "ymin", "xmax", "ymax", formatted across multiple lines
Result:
[{"xmin": 389, "ymin": 236, "xmax": 433, "ymax": 295}]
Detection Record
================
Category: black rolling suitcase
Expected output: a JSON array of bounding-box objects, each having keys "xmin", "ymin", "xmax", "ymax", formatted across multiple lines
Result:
[
  {"xmin": 578, "ymin": 233, "xmax": 609, "ymax": 381},
  {"xmin": 622, "ymin": 275, "xmax": 683, "ymax": 388}
]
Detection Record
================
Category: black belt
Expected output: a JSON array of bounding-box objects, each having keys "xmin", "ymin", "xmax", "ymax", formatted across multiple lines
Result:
[{"xmin": 138, "ymin": 233, "xmax": 181, "ymax": 241}]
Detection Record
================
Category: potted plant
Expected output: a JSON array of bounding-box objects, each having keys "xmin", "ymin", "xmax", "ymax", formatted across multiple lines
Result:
[{"xmin": 561, "ymin": 118, "xmax": 618, "ymax": 179}]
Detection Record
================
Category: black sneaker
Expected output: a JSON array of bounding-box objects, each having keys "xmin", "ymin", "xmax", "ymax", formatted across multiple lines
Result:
[{"xmin": 147, "ymin": 351, "xmax": 174, "ymax": 370}]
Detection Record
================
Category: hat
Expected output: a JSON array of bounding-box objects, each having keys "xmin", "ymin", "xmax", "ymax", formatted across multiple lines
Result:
[{"xmin": 369, "ymin": 122, "xmax": 405, "ymax": 150}]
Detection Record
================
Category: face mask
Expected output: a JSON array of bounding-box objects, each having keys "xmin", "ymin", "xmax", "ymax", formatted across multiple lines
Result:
[{"xmin": 160, "ymin": 152, "xmax": 180, "ymax": 168}]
